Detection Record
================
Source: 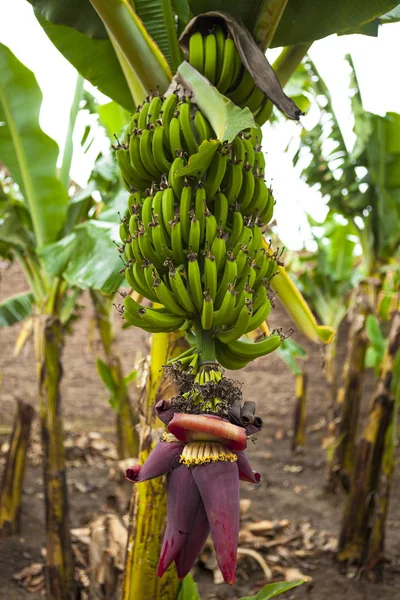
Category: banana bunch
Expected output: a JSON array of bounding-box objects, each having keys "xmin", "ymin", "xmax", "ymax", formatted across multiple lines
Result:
[
  {"xmin": 188, "ymin": 26, "xmax": 270, "ymax": 125},
  {"xmin": 116, "ymin": 84, "xmax": 282, "ymax": 370}
]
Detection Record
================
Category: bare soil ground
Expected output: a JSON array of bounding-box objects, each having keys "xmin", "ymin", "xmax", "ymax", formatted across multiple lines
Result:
[{"xmin": 1, "ymin": 263, "xmax": 400, "ymax": 600}]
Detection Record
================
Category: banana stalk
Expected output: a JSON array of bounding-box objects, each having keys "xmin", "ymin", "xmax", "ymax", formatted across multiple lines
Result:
[
  {"xmin": 35, "ymin": 314, "xmax": 75, "ymax": 599},
  {"xmin": 327, "ymin": 289, "xmax": 370, "ymax": 491},
  {"xmin": 90, "ymin": 290, "xmax": 139, "ymax": 459},
  {"xmin": 0, "ymin": 400, "xmax": 34, "ymax": 537},
  {"xmin": 337, "ymin": 311, "xmax": 400, "ymax": 575},
  {"xmin": 122, "ymin": 333, "xmax": 186, "ymax": 600},
  {"xmin": 291, "ymin": 373, "xmax": 307, "ymax": 453}
]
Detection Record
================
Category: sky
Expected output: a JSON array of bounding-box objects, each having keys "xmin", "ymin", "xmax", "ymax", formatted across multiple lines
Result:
[{"xmin": 1, "ymin": 0, "xmax": 400, "ymax": 249}]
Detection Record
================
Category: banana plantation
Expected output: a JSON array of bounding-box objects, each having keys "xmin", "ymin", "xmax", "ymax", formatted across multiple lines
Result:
[{"xmin": 1, "ymin": 1, "xmax": 400, "ymax": 599}]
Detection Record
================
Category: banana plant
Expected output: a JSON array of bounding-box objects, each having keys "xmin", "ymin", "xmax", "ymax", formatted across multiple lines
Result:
[
  {"xmin": 178, "ymin": 574, "xmax": 304, "ymax": 599},
  {"xmin": 291, "ymin": 214, "xmax": 361, "ymax": 463},
  {"xmin": 292, "ymin": 57, "xmax": 400, "ymax": 574},
  {"xmin": 338, "ymin": 307, "xmax": 400, "ymax": 579},
  {"xmin": 19, "ymin": 0, "xmax": 400, "ymax": 596},
  {"xmin": 277, "ymin": 338, "xmax": 308, "ymax": 452},
  {"xmin": 293, "ymin": 56, "xmax": 400, "ymax": 489},
  {"xmin": 0, "ymin": 44, "xmax": 138, "ymax": 597},
  {"xmin": 294, "ymin": 57, "xmax": 400, "ymax": 489}
]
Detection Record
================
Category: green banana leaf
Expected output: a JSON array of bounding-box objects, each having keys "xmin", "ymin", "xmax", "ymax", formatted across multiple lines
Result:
[
  {"xmin": 96, "ymin": 358, "xmax": 118, "ymax": 395},
  {"xmin": 34, "ymin": 12, "xmax": 133, "ymax": 111},
  {"xmin": 177, "ymin": 574, "xmax": 200, "ymax": 600},
  {"xmin": 188, "ymin": 0, "xmax": 398, "ymax": 47},
  {"xmin": 38, "ymin": 220, "xmax": 124, "ymax": 294},
  {"xmin": 0, "ymin": 43, "xmax": 68, "ymax": 247},
  {"xmin": 178, "ymin": 62, "xmax": 255, "ymax": 141},
  {"xmin": 97, "ymin": 101, "xmax": 131, "ymax": 141},
  {"xmin": 0, "ymin": 201, "xmax": 35, "ymax": 251},
  {"xmin": 134, "ymin": 0, "xmax": 183, "ymax": 72},
  {"xmin": 27, "ymin": 0, "xmax": 107, "ymax": 38},
  {"xmin": 31, "ymin": 0, "xmax": 173, "ymax": 107},
  {"xmin": 240, "ymin": 580, "xmax": 305, "ymax": 600},
  {"xmin": 277, "ymin": 338, "xmax": 307, "ymax": 377},
  {"xmin": 0, "ymin": 292, "xmax": 34, "ymax": 327}
]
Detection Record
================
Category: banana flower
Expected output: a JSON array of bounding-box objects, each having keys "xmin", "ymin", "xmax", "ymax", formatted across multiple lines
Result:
[{"xmin": 126, "ymin": 400, "xmax": 260, "ymax": 584}]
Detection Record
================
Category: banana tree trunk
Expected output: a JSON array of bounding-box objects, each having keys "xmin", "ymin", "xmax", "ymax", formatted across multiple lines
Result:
[
  {"xmin": 292, "ymin": 373, "xmax": 307, "ymax": 452},
  {"xmin": 325, "ymin": 334, "xmax": 338, "ymax": 410},
  {"xmin": 0, "ymin": 400, "xmax": 34, "ymax": 537},
  {"xmin": 91, "ymin": 291, "xmax": 139, "ymax": 459},
  {"xmin": 337, "ymin": 312, "xmax": 400, "ymax": 577},
  {"xmin": 328, "ymin": 301, "xmax": 368, "ymax": 491},
  {"xmin": 122, "ymin": 332, "xmax": 187, "ymax": 600},
  {"xmin": 35, "ymin": 316, "xmax": 76, "ymax": 599}
]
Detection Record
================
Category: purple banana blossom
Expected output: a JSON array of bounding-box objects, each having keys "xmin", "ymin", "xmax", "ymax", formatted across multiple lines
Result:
[{"xmin": 126, "ymin": 405, "xmax": 260, "ymax": 584}]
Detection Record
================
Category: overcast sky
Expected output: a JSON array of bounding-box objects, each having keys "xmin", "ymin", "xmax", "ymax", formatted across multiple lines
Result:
[{"xmin": 1, "ymin": 0, "xmax": 399, "ymax": 248}]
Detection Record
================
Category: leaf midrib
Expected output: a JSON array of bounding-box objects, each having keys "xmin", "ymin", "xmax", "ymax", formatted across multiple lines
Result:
[{"xmin": 0, "ymin": 85, "xmax": 43, "ymax": 247}]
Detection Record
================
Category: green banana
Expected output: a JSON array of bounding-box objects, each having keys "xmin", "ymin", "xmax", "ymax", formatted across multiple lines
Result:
[
  {"xmin": 237, "ymin": 164, "xmax": 255, "ymax": 211},
  {"xmin": 215, "ymin": 342, "xmax": 249, "ymax": 370},
  {"xmin": 147, "ymin": 95, "xmax": 163, "ymax": 124},
  {"xmin": 216, "ymin": 37, "xmax": 237, "ymax": 94},
  {"xmin": 179, "ymin": 181, "xmax": 192, "ymax": 244},
  {"xmin": 228, "ymin": 69, "xmax": 254, "ymax": 106},
  {"xmin": 254, "ymin": 97, "xmax": 272, "ymax": 126},
  {"xmin": 169, "ymin": 115, "xmax": 184, "ymax": 157},
  {"xmin": 213, "ymin": 192, "xmax": 229, "ymax": 229},
  {"xmin": 160, "ymin": 93, "xmax": 179, "ymax": 143},
  {"xmin": 223, "ymin": 160, "xmax": 243, "ymax": 205},
  {"xmin": 204, "ymin": 150, "xmax": 227, "ymax": 199},
  {"xmin": 214, "ymin": 25, "xmax": 225, "ymax": 81},
  {"xmin": 203, "ymin": 250, "xmax": 218, "ymax": 300},
  {"xmin": 205, "ymin": 210, "xmax": 218, "ymax": 247},
  {"xmin": 213, "ymin": 284, "xmax": 237, "ymax": 327},
  {"xmin": 188, "ymin": 214, "xmax": 201, "ymax": 254},
  {"xmin": 260, "ymin": 189, "xmax": 275, "ymax": 225},
  {"xmin": 137, "ymin": 100, "xmax": 150, "ymax": 130},
  {"xmin": 179, "ymin": 101, "xmax": 198, "ymax": 155},
  {"xmin": 245, "ymin": 296, "xmax": 271, "ymax": 333},
  {"xmin": 194, "ymin": 110, "xmax": 213, "ymax": 143},
  {"xmin": 161, "ymin": 187, "xmax": 175, "ymax": 231},
  {"xmin": 226, "ymin": 334, "xmax": 282, "ymax": 360},
  {"xmin": 140, "ymin": 127, "xmax": 160, "ymax": 178},
  {"xmin": 125, "ymin": 295, "xmax": 184, "ymax": 331},
  {"xmin": 129, "ymin": 132, "xmax": 153, "ymax": 183},
  {"xmin": 152, "ymin": 269, "xmax": 187, "ymax": 316},
  {"xmin": 152, "ymin": 124, "xmax": 171, "ymax": 174},
  {"xmin": 189, "ymin": 32, "xmax": 204, "ymax": 74},
  {"xmin": 171, "ymin": 220, "xmax": 186, "ymax": 266},
  {"xmin": 201, "ymin": 292, "xmax": 214, "ymax": 330},
  {"xmin": 187, "ymin": 253, "xmax": 203, "ymax": 313},
  {"xmin": 168, "ymin": 266, "xmax": 196, "ymax": 314},
  {"xmin": 215, "ymin": 253, "xmax": 237, "ymax": 308},
  {"xmin": 210, "ymin": 228, "xmax": 226, "ymax": 272},
  {"xmin": 216, "ymin": 304, "xmax": 252, "ymax": 344},
  {"xmin": 204, "ymin": 34, "xmax": 217, "ymax": 84},
  {"xmin": 194, "ymin": 185, "xmax": 206, "ymax": 241},
  {"xmin": 227, "ymin": 209, "xmax": 244, "ymax": 249},
  {"xmin": 168, "ymin": 155, "xmax": 186, "ymax": 198}
]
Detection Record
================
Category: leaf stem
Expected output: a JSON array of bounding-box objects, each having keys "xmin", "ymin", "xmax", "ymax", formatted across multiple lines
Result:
[
  {"xmin": 88, "ymin": 0, "xmax": 172, "ymax": 95},
  {"xmin": 254, "ymin": 0, "xmax": 289, "ymax": 51},
  {"xmin": 59, "ymin": 74, "xmax": 84, "ymax": 190}
]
